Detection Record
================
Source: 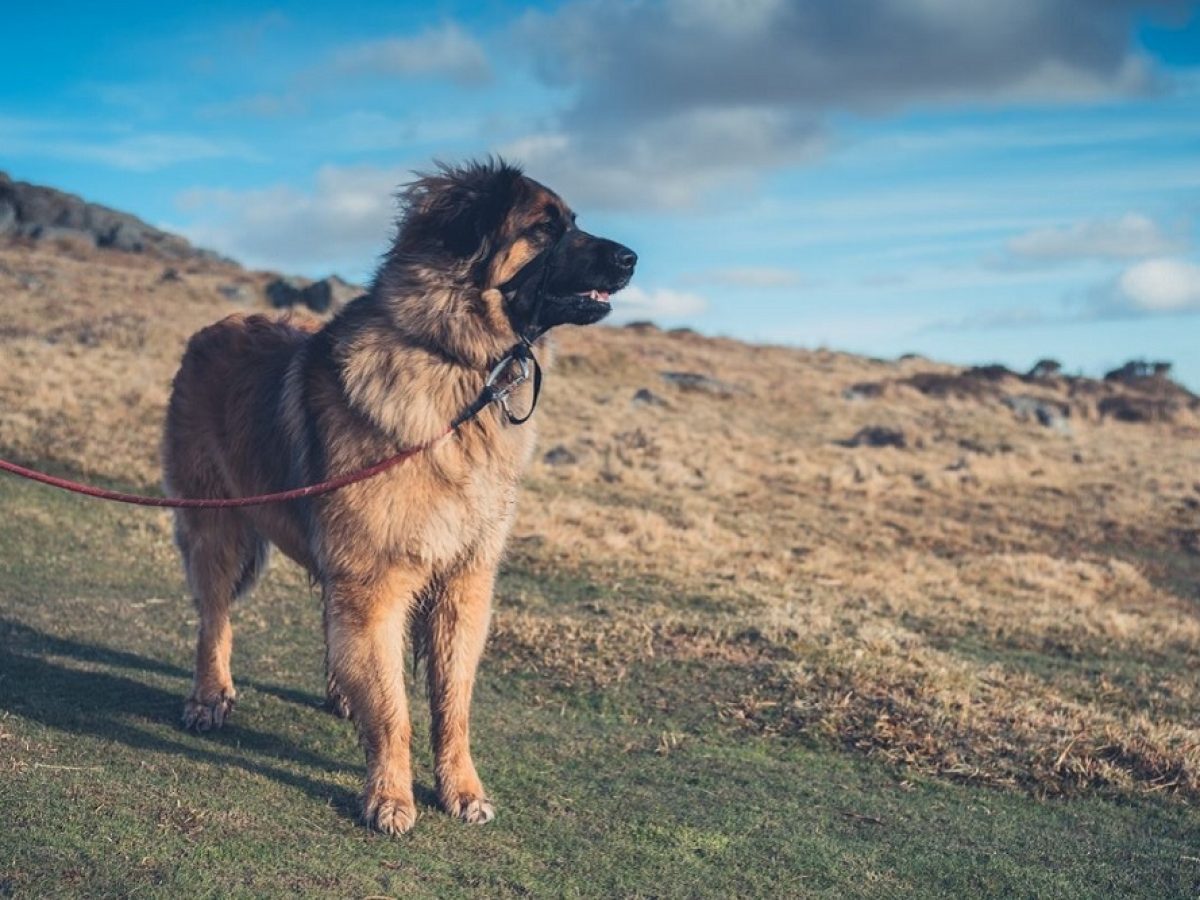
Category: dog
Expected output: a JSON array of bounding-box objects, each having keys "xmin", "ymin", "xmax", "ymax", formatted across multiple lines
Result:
[{"xmin": 162, "ymin": 158, "xmax": 636, "ymax": 834}]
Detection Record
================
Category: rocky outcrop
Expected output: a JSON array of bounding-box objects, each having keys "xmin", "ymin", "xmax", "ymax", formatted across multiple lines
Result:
[
  {"xmin": 0, "ymin": 171, "xmax": 225, "ymax": 263},
  {"xmin": 847, "ymin": 358, "xmax": 1199, "ymax": 428},
  {"xmin": 660, "ymin": 370, "xmax": 743, "ymax": 398},
  {"xmin": 302, "ymin": 275, "xmax": 364, "ymax": 313},
  {"xmin": 838, "ymin": 426, "xmax": 908, "ymax": 448},
  {"xmin": 265, "ymin": 274, "xmax": 364, "ymax": 314}
]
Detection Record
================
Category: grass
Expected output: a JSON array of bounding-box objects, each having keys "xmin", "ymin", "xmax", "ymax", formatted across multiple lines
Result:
[
  {"xmin": 2, "ymin": 471, "xmax": 1200, "ymax": 899},
  {"xmin": 3, "ymin": 239, "xmax": 1200, "ymax": 895}
]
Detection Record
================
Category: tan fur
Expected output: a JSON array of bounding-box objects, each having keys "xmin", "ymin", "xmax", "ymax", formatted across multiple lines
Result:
[{"xmin": 162, "ymin": 168, "xmax": 576, "ymax": 834}]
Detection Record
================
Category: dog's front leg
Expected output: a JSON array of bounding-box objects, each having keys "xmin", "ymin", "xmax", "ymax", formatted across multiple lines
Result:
[
  {"xmin": 325, "ymin": 567, "xmax": 424, "ymax": 835},
  {"xmin": 426, "ymin": 560, "xmax": 496, "ymax": 824}
]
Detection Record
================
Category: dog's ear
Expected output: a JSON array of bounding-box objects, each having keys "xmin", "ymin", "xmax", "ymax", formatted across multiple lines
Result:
[{"xmin": 399, "ymin": 159, "xmax": 524, "ymax": 262}]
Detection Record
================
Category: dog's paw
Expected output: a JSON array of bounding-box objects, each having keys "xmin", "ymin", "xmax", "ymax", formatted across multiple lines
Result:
[
  {"xmin": 362, "ymin": 792, "xmax": 417, "ymax": 835},
  {"xmin": 182, "ymin": 687, "xmax": 236, "ymax": 731},
  {"xmin": 442, "ymin": 791, "xmax": 495, "ymax": 825}
]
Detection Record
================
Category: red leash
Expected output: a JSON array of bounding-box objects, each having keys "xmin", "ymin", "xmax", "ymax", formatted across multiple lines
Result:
[
  {"xmin": 0, "ymin": 331, "xmax": 542, "ymax": 510},
  {"xmin": 0, "ymin": 426, "xmax": 453, "ymax": 509}
]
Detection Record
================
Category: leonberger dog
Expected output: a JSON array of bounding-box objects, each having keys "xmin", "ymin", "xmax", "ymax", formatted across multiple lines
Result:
[{"xmin": 162, "ymin": 158, "xmax": 637, "ymax": 833}]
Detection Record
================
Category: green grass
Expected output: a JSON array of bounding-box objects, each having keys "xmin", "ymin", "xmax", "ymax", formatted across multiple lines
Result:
[{"xmin": 1, "ymin": 472, "xmax": 1198, "ymax": 898}]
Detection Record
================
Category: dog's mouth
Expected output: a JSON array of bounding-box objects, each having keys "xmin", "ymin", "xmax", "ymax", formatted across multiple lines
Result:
[
  {"xmin": 575, "ymin": 288, "xmax": 612, "ymax": 304},
  {"xmin": 565, "ymin": 274, "xmax": 632, "ymax": 305}
]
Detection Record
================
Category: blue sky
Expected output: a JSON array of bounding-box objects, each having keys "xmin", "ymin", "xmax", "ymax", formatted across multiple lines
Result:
[{"xmin": 2, "ymin": 1, "xmax": 1199, "ymax": 386}]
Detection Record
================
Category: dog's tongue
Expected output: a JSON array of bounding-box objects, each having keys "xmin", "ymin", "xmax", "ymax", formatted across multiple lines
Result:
[{"xmin": 580, "ymin": 289, "xmax": 611, "ymax": 303}]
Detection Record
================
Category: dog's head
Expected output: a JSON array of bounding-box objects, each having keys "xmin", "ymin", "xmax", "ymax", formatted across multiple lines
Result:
[{"xmin": 394, "ymin": 158, "xmax": 636, "ymax": 337}]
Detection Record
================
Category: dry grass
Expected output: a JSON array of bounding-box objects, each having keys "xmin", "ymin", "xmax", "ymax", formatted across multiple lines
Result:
[{"xmin": 3, "ymin": 238, "xmax": 1199, "ymax": 803}]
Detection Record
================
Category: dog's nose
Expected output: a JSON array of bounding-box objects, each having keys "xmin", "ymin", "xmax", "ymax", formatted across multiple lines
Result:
[{"xmin": 614, "ymin": 246, "xmax": 638, "ymax": 270}]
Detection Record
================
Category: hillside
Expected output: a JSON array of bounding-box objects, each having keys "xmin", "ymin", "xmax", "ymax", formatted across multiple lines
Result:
[
  {"xmin": 0, "ymin": 172, "xmax": 224, "ymax": 262},
  {"xmin": 2, "ymin": 215, "xmax": 1199, "ymax": 895}
]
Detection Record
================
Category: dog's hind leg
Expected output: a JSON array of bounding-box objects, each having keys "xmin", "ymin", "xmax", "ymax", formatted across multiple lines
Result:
[
  {"xmin": 175, "ymin": 508, "xmax": 268, "ymax": 732},
  {"xmin": 323, "ymin": 601, "xmax": 353, "ymax": 720}
]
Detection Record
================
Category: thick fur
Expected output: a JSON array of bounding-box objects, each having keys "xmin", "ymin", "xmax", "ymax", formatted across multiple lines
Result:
[{"xmin": 162, "ymin": 158, "xmax": 635, "ymax": 833}]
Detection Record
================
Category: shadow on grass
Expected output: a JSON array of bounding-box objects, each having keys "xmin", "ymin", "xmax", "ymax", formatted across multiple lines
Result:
[{"xmin": 0, "ymin": 618, "xmax": 366, "ymax": 821}]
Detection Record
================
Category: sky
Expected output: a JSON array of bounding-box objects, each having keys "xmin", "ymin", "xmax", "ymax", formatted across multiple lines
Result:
[{"xmin": 2, "ymin": 0, "xmax": 1199, "ymax": 386}]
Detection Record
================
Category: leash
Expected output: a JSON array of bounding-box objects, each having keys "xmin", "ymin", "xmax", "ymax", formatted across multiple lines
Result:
[
  {"xmin": 0, "ymin": 221, "xmax": 572, "ymax": 509},
  {"xmin": 0, "ymin": 341, "xmax": 539, "ymax": 509}
]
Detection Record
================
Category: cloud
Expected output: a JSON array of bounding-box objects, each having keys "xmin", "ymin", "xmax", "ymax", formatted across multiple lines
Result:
[
  {"xmin": 1089, "ymin": 257, "xmax": 1200, "ymax": 315},
  {"xmin": 513, "ymin": 0, "xmax": 1180, "ymax": 209},
  {"xmin": 312, "ymin": 111, "xmax": 483, "ymax": 153},
  {"xmin": 175, "ymin": 163, "xmax": 410, "ymax": 274},
  {"xmin": 681, "ymin": 266, "xmax": 807, "ymax": 290},
  {"xmin": 199, "ymin": 25, "xmax": 493, "ymax": 123},
  {"xmin": 0, "ymin": 119, "xmax": 254, "ymax": 171},
  {"xmin": 926, "ymin": 257, "xmax": 1200, "ymax": 333},
  {"xmin": 609, "ymin": 285, "xmax": 709, "ymax": 322},
  {"xmin": 1003, "ymin": 213, "xmax": 1186, "ymax": 263},
  {"xmin": 198, "ymin": 93, "xmax": 305, "ymax": 120},
  {"xmin": 530, "ymin": 0, "xmax": 1162, "ymax": 119},
  {"xmin": 505, "ymin": 108, "xmax": 824, "ymax": 211},
  {"xmin": 328, "ymin": 23, "xmax": 491, "ymax": 86}
]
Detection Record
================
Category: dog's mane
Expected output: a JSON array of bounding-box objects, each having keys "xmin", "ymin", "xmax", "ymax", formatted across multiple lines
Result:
[{"xmin": 360, "ymin": 157, "xmax": 528, "ymax": 369}]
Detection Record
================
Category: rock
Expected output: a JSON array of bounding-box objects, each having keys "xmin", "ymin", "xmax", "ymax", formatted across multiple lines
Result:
[
  {"xmin": 101, "ymin": 220, "xmax": 153, "ymax": 253},
  {"xmin": 30, "ymin": 225, "xmax": 96, "ymax": 253},
  {"xmin": 265, "ymin": 276, "xmax": 307, "ymax": 309},
  {"xmin": 543, "ymin": 445, "xmax": 577, "ymax": 466},
  {"xmin": 899, "ymin": 368, "xmax": 1009, "ymax": 400},
  {"xmin": 0, "ymin": 198, "xmax": 15, "ymax": 234},
  {"xmin": 623, "ymin": 320, "xmax": 659, "ymax": 333},
  {"xmin": 1026, "ymin": 358, "xmax": 1062, "ymax": 380},
  {"xmin": 0, "ymin": 170, "xmax": 226, "ymax": 263},
  {"xmin": 1004, "ymin": 394, "xmax": 1071, "ymax": 433},
  {"xmin": 958, "ymin": 437, "xmax": 1014, "ymax": 456},
  {"xmin": 160, "ymin": 267, "xmax": 182, "ymax": 283},
  {"xmin": 660, "ymin": 370, "xmax": 740, "ymax": 398},
  {"xmin": 968, "ymin": 363, "xmax": 1017, "ymax": 381},
  {"xmin": 217, "ymin": 283, "xmax": 253, "ymax": 304},
  {"xmin": 632, "ymin": 388, "xmax": 670, "ymax": 408},
  {"xmin": 265, "ymin": 274, "xmax": 364, "ymax": 313},
  {"xmin": 839, "ymin": 426, "xmax": 907, "ymax": 449},
  {"xmin": 1097, "ymin": 394, "xmax": 1178, "ymax": 424},
  {"xmin": 842, "ymin": 381, "xmax": 885, "ymax": 401},
  {"xmin": 1105, "ymin": 359, "xmax": 1172, "ymax": 383},
  {"xmin": 302, "ymin": 275, "xmax": 363, "ymax": 313}
]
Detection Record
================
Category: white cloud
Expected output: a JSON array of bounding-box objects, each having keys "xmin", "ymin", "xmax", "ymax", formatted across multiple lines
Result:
[
  {"xmin": 506, "ymin": 108, "xmax": 825, "ymax": 211},
  {"xmin": 1101, "ymin": 258, "xmax": 1200, "ymax": 314},
  {"xmin": 610, "ymin": 285, "xmax": 709, "ymax": 322},
  {"xmin": 1005, "ymin": 213, "xmax": 1185, "ymax": 263},
  {"xmin": 681, "ymin": 267, "xmax": 807, "ymax": 289},
  {"xmin": 926, "ymin": 257, "xmax": 1200, "ymax": 332},
  {"xmin": 174, "ymin": 163, "xmax": 410, "ymax": 274},
  {"xmin": 328, "ymin": 23, "xmax": 491, "ymax": 86}
]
